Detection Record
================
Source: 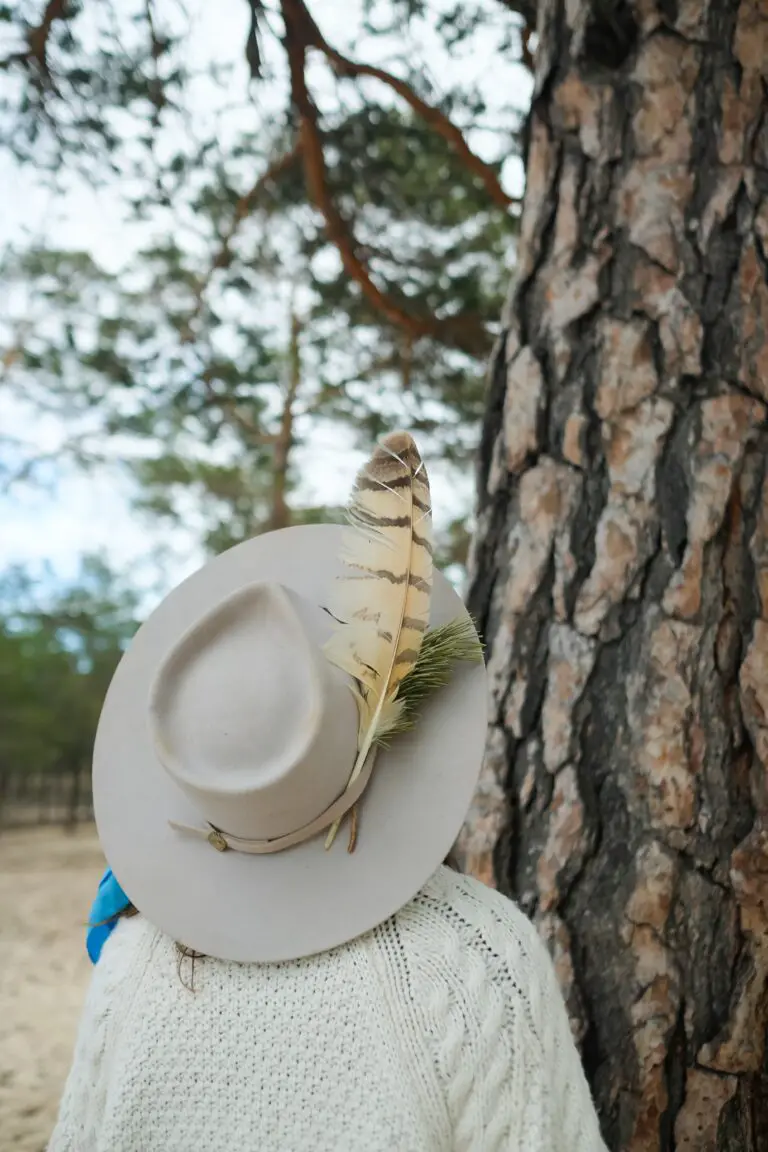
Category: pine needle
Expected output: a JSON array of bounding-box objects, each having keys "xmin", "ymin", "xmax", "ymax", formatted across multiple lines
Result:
[
  {"xmin": 375, "ymin": 615, "xmax": 484, "ymax": 742},
  {"xmin": 325, "ymin": 615, "xmax": 483, "ymax": 851}
]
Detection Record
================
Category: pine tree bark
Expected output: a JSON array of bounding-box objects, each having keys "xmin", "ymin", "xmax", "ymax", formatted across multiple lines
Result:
[{"xmin": 461, "ymin": 1, "xmax": 768, "ymax": 1149}]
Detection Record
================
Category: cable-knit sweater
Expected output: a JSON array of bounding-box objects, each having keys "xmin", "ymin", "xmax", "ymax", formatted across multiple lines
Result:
[{"xmin": 49, "ymin": 867, "xmax": 607, "ymax": 1151}]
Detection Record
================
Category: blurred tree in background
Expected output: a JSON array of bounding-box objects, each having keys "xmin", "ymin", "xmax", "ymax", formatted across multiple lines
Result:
[
  {"xmin": 0, "ymin": 0, "xmax": 528, "ymax": 832},
  {"xmin": 0, "ymin": 558, "xmax": 138, "ymax": 822},
  {"xmin": 0, "ymin": 0, "xmax": 530, "ymax": 833},
  {"xmin": 1, "ymin": 0, "xmax": 529, "ymax": 562}
]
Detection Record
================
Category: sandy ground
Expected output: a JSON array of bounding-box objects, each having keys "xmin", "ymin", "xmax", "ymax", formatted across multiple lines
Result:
[{"xmin": 0, "ymin": 825, "xmax": 104, "ymax": 1152}]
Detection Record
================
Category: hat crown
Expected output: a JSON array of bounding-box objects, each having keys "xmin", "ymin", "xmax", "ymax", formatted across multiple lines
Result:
[
  {"xmin": 150, "ymin": 583, "xmax": 323, "ymax": 793},
  {"xmin": 148, "ymin": 581, "xmax": 358, "ymax": 839}
]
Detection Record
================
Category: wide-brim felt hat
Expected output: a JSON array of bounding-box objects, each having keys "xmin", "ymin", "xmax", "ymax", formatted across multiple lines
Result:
[{"xmin": 93, "ymin": 523, "xmax": 488, "ymax": 962}]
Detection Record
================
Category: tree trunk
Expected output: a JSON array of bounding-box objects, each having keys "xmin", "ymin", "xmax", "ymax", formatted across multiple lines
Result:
[
  {"xmin": 269, "ymin": 308, "xmax": 302, "ymax": 531},
  {"xmin": 461, "ymin": 1, "xmax": 768, "ymax": 1149}
]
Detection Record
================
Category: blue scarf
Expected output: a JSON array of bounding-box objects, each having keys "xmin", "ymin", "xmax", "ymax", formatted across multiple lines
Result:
[{"xmin": 87, "ymin": 867, "xmax": 131, "ymax": 964}]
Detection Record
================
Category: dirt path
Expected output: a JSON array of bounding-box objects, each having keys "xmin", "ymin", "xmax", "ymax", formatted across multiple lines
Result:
[{"xmin": 0, "ymin": 826, "xmax": 104, "ymax": 1152}]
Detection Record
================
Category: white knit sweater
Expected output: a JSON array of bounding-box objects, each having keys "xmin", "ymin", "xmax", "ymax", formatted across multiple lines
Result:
[{"xmin": 50, "ymin": 867, "xmax": 607, "ymax": 1151}]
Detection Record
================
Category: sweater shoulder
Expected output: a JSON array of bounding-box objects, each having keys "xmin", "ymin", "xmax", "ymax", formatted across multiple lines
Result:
[
  {"xmin": 410, "ymin": 866, "xmax": 551, "ymax": 978},
  {"xmin": 383, "ymin": 866, "xmax": 561, "ymax": 1052},
  {"xmin": 95, "ymin": 913, "xmax": 161, "ymax": 983},
  {"xmin": 383, "ymin": 870, "xmax": 607, "ymax": 1150},
  {"xmin": 425, "ymin": 866, "xmax": 536, "ymax": 932},
  {"xmin": 84, "ymin": 913, "xmax": 167, "ymax": 1028},
  {"xmin": 370, "ymin": 870, "xmax": 572, "ymax": 1148}
]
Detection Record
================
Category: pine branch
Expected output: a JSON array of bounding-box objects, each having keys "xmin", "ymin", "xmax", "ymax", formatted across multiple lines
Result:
[
  {"xmin": 0, "ymin": 0, "xmax": 72, "ymax": 76},
  {"xmin": 296, "ymin": 1, "xmax": 514, "ymax": 211},
  {"xmin": 198, "ymin": 368, "xmax": 280, "ymax": 448},
  {"xmin": 144, "ymin": 0, "xmax": 167, "ymax": 129},
  {"xmin": 385, "ymin": 616, "xmax": 484, "ymax": 737},
  {"xmin": 494, "ymin": 0, "xmax": 538, "ymax": 24},
  {"xmin": 281, "ymin": 0, "xmax": 490, "ymax": 358},
  {"xmin": 283, "ymin": 0, "xmax": 516, "ymax": 212},
  {"xmin": 1, "ymin": 434, "xmax": 105, "ymax": 492},
  {"xmin": 231, "ymin": 141, "xmax": 304, "ymax": 229},
  {"xmin": 521, "ymin": 23, "xmax": 536, "ymax": 73},
  {"xmin": 268, "ymin": 307, "xmax": 303, "ymax": 530},
  {"xmin": 245, "ymin": 0, "xmax": 265, "ymax": 80},
  {"xmin": 180, "ymin": 141, "xmax": 303, "ymax": 341}
]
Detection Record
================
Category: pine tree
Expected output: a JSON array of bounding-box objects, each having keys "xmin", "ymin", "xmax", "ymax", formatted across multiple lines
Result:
[
  {"xmin": 464, "ymin": 2, "xmax": 768, "ymax": 1147},
  {"xmin": 1, "ymin": 1, "xmax": 528, "ymax": 567}
]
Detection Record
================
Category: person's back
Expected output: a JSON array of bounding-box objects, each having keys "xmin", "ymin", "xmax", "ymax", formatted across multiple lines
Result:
[
  {"xmin": 51, "ymin": 867, "xmax": 604, "ymax": 1152},
  {"xmin": 51, "ymin": 435, "xmax": 607, "ymax": 1150}
]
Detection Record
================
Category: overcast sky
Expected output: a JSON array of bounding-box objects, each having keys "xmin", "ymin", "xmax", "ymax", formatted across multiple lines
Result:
[{"xmin": 1, "ymin": 0, "xmax": 531, "ymax": 603}]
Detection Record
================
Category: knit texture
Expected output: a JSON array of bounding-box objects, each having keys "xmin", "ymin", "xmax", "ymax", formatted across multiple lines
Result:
[{"xmin": 49, "ymin": 867, "xmax": 608, "ymax": 1151}]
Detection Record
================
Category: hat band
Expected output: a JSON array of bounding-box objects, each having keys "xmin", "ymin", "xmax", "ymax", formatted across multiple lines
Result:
[{"xmin": 168, "ymin": 747, "xmax": 377, "ymax": 855}]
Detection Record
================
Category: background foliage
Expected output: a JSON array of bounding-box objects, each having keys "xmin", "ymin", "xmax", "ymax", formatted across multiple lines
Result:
[
  {"xmin": 0, "ymin": 559, "xmax": 139, "ymax": 778},
  {"xmin": 1, "ymin": 0, "xmax": 532, "ymax": 783}
]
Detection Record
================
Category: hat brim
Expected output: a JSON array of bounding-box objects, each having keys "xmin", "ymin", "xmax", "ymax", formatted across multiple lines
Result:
[{"xmin": 93, "ymin": 524, "xmax": 488, "ymax": 962}]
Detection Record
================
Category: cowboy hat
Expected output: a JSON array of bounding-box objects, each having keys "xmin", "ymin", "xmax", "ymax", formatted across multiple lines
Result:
[{"xmin": 93, "ymin": 457, "xmax": 487, "ymax": 963}]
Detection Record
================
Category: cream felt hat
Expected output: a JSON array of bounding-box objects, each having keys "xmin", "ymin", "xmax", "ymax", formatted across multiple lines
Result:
[{"xmin": 93, "ymin": 440, "xmax": 488, "ymax": 962}]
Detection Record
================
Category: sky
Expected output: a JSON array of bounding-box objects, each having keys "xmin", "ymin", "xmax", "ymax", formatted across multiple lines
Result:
[{"xmin": 0, "ymin": 0, "xmax": 532, "ymax": 605}]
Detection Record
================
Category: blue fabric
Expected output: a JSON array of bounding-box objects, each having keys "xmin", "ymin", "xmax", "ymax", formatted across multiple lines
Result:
[{"xmin": 87, "ymin": 867, "xmax": 130, "ymax": 964}]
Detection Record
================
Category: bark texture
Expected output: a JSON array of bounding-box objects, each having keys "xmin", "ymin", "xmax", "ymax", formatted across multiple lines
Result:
[{"xmin": 462, "ymin": 2, "xmax": 768, "ymax": 1149}]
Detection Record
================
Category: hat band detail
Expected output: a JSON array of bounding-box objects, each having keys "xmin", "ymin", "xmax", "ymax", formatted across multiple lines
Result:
[{"xmin": 168, "ymin": 747, "xmax": 377, "ymax": 855}]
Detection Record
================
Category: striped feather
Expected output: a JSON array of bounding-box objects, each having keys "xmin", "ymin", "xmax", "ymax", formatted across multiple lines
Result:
[{"xmin": 324, "ymin": 432, "xmax": 433, "ymax": 842}]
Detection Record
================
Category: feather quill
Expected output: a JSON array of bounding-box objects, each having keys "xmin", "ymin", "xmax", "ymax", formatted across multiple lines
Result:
[{"xmin": 324, "ymin": 431, "xmax": 433, "ymax": 846}]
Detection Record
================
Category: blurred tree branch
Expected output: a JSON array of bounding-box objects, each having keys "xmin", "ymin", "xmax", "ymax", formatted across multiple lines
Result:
[
  {"xmin": 268, "ymin": 306, "xmax": 302, "ymax": 530},
  {"xmin": 0, "ymin": 1, "xmax": 514, "ymax": 555},
  {"xmin": 494, "ymin": 0, "xmax": 537, "ymax": 24},
  {"xmin": 198, "ymin": 366, "xmax": 280, "ymax": 449},
  {"xmin": 520, "ymin": 24, "xmax": 535, "ymax": 72},
  {"xmin": 282, "ymin": 0, "xmax": 516, "ymax": 211},
  {"xmin": 181, "ymin": 141, "xmax": 304, "ymax": 342},
  {"xmin": 0, "ymin": 434, "xmax": 105, "ymax": 492},
  {"xmin": 244, "ymin": 0, "xmax": 266, "ymax": 80},
  {"xmin": 0, "ymin": 0, "xmax": 73, "ymax": 77},
  {"xmin": 281, "ymin": 0, "xmax": 491, "ymax": 357},
  {"xmin": 3, "ymin": 0, "xmax": 516, "ymax": 362}
]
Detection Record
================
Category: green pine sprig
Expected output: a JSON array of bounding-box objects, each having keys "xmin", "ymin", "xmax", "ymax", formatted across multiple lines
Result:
[{"xmin": 376, "ymin": 614, "xmax": 484, "ymax": 743}]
